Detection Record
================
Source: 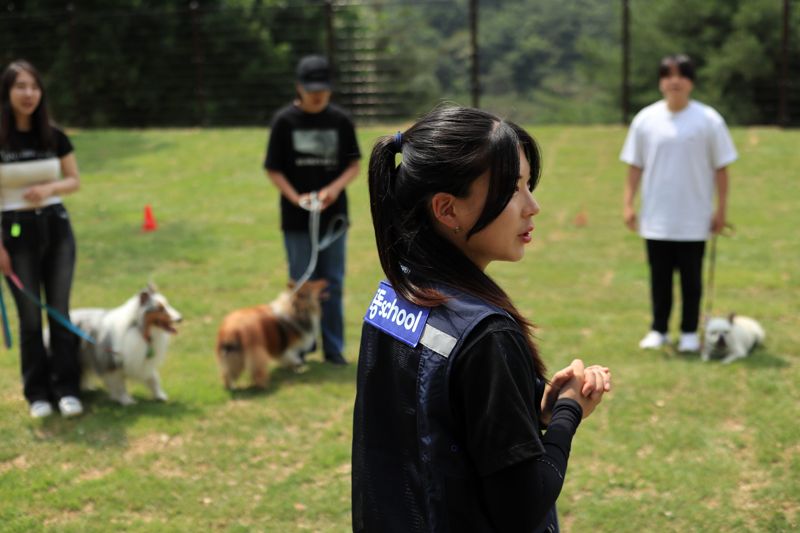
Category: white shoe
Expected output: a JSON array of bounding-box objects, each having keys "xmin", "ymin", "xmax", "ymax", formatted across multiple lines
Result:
[
  {"xmin": 678, "ymin": 332, "xmax": 701, "ymax": 353},
  {"xmin": 58, "ymin": 396, "xmax": 84, "ymax": 418},
  {"xmin": 29, "ymin": 401, "xmax": 54, "ymax": 418},
  {"xmin": 639, "ymin": 330, "xmax": 668, "ymax": 349}
]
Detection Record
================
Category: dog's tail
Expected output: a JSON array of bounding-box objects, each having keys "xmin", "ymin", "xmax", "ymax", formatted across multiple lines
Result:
[
  {"xmin": 217, "ymin": 332, "xmax": 242, "ymax": 357},
  {"xmin": 216, "ymin": 328, "xmax": 246, "ymax": 389}
]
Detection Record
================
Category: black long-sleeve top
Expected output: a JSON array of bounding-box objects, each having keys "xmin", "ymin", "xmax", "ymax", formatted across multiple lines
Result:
[{"xmin": 451, "ymin": 315, "xmax": 583, "ymax": 532}]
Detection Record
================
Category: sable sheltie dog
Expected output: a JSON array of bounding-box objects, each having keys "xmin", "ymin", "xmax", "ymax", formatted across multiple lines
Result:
[
  {"xmin": 215, "ymin": 279, "xmax": 327, "ymax": 389},
  {"xmin": 67, "ymin": 284, "xmax": 182, "ymax": 405}
]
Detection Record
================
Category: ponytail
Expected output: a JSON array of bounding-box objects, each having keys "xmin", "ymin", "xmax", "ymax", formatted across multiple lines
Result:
[{"xmin": 367, "ymin": 107, "xmax": 547, "ymax": 377}]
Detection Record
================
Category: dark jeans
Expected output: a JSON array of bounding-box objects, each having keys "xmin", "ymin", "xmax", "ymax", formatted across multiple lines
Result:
[
  {"xmin": 2, "ymin": 204, "xmax": 79, "ymax": 404},
  {"xmin": 645, "ymin": 239, "xmax": 706, "ymax": 334},
  {"xmin": 283, "ymin": 229, "xmax": 346, "ymax": 359}
]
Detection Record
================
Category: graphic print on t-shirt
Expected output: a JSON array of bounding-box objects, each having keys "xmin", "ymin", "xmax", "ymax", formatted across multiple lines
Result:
[{"xmin": 292, "ymin": 129, "xmax": 338, "ymax": 168}]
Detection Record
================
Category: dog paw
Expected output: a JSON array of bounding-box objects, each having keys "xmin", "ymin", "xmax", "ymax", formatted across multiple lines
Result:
[
  {"xmin": 154, "ymin": 392, "xmax": 169, "ymax": 402},
  {"xmin": 115, "ymin": 395, "xmax": 137, "ymax": 406}
]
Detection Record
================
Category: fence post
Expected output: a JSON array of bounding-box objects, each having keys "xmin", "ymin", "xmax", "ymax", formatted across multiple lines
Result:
[
  {"xmin": 66, "ymin": 2, "xmax": 80, "ymax": 126},
  {"xmin": 190, "ymin": 1, "xmax": 206, "ymax": 125},
  {"xmin": 469, "ymin": 0, "xmax": 479, "ymax": 108},
  {"xmin": 621, "ymin": 0, "xmax": 630, "ymax": 124},
  {"xmin": 325, "ymin": 0, "xmax": 336, "ymax": 74},
  {"xmin": 779, "ymin": 0, "xmax": 789, "ymax": 126}
]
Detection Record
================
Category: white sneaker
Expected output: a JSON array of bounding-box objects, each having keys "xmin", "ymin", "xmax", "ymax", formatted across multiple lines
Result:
[
  {"xmin": 29, "ymin": 401, "xmax": 53, "ymax": 418},
  {"xmin": 58, "ymin": 396, "xmax": 84, "ymax": 418},
  {"xmin": 639, "ymin": 330, "xmax": 668, "ymax": 349},
  {"xmin": 678, "ymin": 332, "xmax": 701, "ymax": 353}
]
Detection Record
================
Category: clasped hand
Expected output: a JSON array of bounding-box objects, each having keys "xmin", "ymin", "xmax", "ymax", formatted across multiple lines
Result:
[
  {"xmin": 297, "ymin": 186, "xmax": 341, "ymax": 211},
  {"xmin": 23, "ymin": 183, "xmax": 53, "ymax": 204},
  {"xmin": 540, "ymin": 359, "xmax": 611, "ymax": 424}
]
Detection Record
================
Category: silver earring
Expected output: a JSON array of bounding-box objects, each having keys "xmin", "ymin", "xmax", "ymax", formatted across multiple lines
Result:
[{"xmin": 453, "ymin": 226, "xmax": 461, "ymax": 234}]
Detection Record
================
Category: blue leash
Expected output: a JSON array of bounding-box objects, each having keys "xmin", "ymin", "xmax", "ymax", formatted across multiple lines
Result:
[
  {"xmin": 6, "ymin": 273, "xmax": 97, "ymax": 345},
  {"xmin": 0, "ymin": 283, "xmax": 11, "ymax": 348}
]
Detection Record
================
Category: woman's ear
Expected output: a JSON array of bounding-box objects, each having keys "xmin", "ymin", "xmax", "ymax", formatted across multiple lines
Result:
[{"xmin": 430, "ymin": 192, "xmax": 460, "ymax": 231}]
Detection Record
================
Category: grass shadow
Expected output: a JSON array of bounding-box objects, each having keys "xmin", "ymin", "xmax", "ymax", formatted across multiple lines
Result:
[
  {"xmin": 669, "ymin": 346, "xmax": 789, "ymax": 368},
  {"xmin": 227, "ymin": 359, "xmax": 356, "ymax": 401},
  {"xmin": 28, "ymin": 390, "xmax": 202, "ymax": 448},
  {"xmin": 739, "ymin": 347, "xmax": 789, "ymax": 369}
]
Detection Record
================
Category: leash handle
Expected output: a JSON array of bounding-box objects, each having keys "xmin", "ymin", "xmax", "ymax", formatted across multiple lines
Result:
[{"xmin": 6, "ymin": 272, "xmax": 97, "ymax": 345}]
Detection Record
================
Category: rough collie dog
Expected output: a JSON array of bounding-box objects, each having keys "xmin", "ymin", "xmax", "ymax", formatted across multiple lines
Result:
[
  {"xmin": 701, "ymin": 314, "xmax": 765, "ymax": 364},
  {"xmin": 215, "ymin": 279, "xmax": 327, "ymax": 389},
  {"xmin": 68, "ymin": 284, "xmax": 182, "ymax": 405}
]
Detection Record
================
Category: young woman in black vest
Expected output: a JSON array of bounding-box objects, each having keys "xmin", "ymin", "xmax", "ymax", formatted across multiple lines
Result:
[
  {"xmin": 353, "ymin": 106, "xmax": 612, "ymax": 532},
  {"xmin": 0, "ymin": 60, "xmax": 83, "ymax": 418}
]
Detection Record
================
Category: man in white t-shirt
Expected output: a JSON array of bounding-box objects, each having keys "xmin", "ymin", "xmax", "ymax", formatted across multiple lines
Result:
[{"xmin": 620, "ymin": 54, "xmax": 737, "ymax": 352}]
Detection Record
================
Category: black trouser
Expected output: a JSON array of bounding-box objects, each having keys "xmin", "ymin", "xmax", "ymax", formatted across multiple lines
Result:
[
  {"xmin": 2, "ymin": 204, "xmax": 79, "ymax": 404},
  {"xmin": 645, "ymin": 239, "xmax": 706, "ymax": 334}
]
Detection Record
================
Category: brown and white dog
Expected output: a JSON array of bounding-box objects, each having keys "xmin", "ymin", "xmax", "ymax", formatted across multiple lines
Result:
[
  {"xmin": 215, "ymin": 279, "xmax": 327, "ymax": 389},
  {"xmin": 67, "ymin": 284, "xmax": 182, "ymax": 405}
]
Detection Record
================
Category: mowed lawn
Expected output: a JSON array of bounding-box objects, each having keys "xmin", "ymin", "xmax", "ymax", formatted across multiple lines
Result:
[{"xmin": 0, "ymin": 124, "xmax": 797, "ymax": 532}]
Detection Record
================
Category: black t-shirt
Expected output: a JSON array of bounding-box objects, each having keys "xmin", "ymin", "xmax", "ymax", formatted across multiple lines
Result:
[
  {"xmin": 0, "ymin": 126, "xmax": 73, "ymax": 163},
  {"xmin": 264, "ymin": 103, "xmax": 360, "ymax": 232}
]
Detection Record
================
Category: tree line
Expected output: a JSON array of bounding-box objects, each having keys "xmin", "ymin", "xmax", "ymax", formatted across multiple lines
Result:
[{"xmin": 1, "ymin": 0, "xmax": 796, "ymax": 126}]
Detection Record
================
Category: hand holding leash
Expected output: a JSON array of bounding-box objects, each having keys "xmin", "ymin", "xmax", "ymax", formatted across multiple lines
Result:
[
  {"xmin": 711, "ymin": 213, "xmax": 733, "ymax": 235},
  {"xmin": 292, "ymin": 192, "xmax": 348, "ymax": 294},
  {"xmin": 298, "ymin": 192, "xmax": 321, "ymax": 210}
]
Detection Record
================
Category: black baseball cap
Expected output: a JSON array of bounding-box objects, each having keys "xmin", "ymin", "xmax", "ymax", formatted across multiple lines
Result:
[{"xmin": 296, "ymin": 55, "xmax": 332, "ymax": 92}]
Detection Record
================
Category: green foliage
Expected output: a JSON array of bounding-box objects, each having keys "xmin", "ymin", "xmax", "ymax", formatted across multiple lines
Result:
[
  {"xmin": 0, "ymin": 125, "xmax": 798, "ymax": 531},
  {"xmin": 0, "ymin": 1, "xmax": 797, "ymax": 124}
]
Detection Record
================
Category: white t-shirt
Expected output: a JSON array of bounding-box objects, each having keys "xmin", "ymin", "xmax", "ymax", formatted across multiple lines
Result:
[{"xmin": 620, "ymin": 100, "xmax": 738, "ymax": 241}]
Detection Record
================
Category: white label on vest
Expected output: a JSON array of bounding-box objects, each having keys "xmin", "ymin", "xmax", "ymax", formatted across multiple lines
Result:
[{"xmin": 364, "ymin": 281, "xmax": 429, "ymax": 347}]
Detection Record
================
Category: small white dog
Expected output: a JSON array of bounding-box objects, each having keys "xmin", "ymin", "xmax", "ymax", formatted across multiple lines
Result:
[
  {"xmin": 701, "ymin": 314, "xmax": 765, "ymax": 364},
  {"xmin": 68, "ymin": 284, "xmax": 182, "ymax": 405}
]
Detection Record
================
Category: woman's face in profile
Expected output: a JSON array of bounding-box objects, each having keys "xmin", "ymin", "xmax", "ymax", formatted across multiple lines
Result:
[
  {"xmin": 9, "ymin": 69, "xmax": 42, "ymax": 118},
  {"xmin": 453, "ymin": 147, "xmax": 541, "ymax": 270}
]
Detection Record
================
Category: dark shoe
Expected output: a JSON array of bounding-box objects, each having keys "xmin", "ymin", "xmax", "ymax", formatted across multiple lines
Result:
[{"xmin": 324, "ymin": 353, "xmax": 348, "ymax": 365}]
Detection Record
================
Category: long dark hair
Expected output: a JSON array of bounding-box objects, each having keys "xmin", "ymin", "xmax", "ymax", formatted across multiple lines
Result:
[
  {"xmin": 368, "ymin": 105, "xmax": 546, "ymax": 376},
  {"xmin": 0, "ymin": 60, "xmax": 54, "ymax": 149}
]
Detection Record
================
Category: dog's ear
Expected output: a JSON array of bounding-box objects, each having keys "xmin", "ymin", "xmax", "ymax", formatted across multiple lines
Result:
[
  {"xmin": 139, "ymin": 291, "xmax": 151, "ymax": 306},
  {"xmin": 728, "ymin": 312, "xmax": 736, "ymax": 323}
]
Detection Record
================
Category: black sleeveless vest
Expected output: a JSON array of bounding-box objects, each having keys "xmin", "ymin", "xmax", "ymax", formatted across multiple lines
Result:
[{"xmin": 352, "ymin": 283, "xmax": 558, "ymax": 532}]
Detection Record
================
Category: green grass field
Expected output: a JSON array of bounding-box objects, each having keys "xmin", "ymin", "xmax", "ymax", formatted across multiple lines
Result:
[{"xmin": 0, "ymin": 124, "xmax": 797, "ymax": 532}]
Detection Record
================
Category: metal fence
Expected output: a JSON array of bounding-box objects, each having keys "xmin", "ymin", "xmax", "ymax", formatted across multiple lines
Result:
[{"xmin": 1, "ymin": 0, "xmax": 797, "ymax": 127}]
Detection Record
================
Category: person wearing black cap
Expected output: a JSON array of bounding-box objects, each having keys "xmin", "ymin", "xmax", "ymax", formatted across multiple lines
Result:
[{"xmin": 264, "ymin": 55, "xmax": 361, "ymax": 365}]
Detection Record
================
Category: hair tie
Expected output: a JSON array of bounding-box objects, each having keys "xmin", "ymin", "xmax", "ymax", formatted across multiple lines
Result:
[{"xmin": 393, "ymin": 131, "xmax": 403, "ymax": 153}]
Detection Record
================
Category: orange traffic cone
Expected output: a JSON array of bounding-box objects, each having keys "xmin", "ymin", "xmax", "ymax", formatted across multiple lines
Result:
[{"xmin": 142, "ymin": 204, "xmax": 158, "ymax": 232}]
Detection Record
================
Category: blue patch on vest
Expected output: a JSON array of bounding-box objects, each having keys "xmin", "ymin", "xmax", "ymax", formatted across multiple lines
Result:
[{"xmin": 364, "ymin": 281, "xmax": 429, "ymax": 347}]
